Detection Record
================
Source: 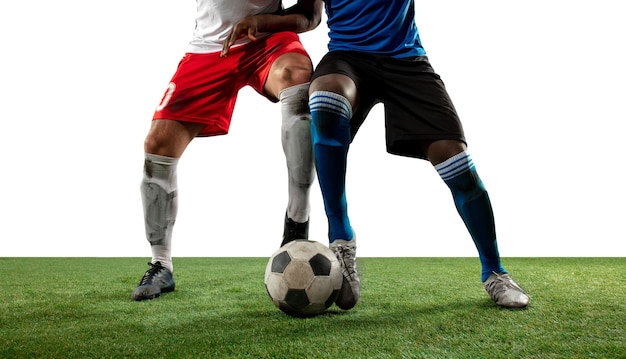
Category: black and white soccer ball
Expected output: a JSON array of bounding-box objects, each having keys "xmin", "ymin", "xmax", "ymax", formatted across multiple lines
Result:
[{"xmin": 265, "ymin": 240, "xmax": 343, "ymax": 317}]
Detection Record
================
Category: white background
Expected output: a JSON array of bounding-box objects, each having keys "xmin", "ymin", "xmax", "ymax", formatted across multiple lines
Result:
[{"xmin": 1, "ymin": 1, "xmax": 624, "ymax": 258}]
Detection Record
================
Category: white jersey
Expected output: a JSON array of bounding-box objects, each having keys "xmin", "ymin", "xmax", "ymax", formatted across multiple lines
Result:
[{"xmin": 188, "ymin": 0, "xmax": 283, "ymax": 53}]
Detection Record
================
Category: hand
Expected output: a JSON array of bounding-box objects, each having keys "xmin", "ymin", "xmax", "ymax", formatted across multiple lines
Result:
[{"xmin": 221, "ymin": 16, "xmax": 263, "ymax": 57}]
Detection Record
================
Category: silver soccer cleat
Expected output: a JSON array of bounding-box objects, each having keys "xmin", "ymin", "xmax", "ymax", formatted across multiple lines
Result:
[
  {"xmin": 330, "ymin": 238, "xmax": 360, "ymax": 310},
  {"xmin": 484, "ymin": 272, "xmax": 530, "ymax": 309}
]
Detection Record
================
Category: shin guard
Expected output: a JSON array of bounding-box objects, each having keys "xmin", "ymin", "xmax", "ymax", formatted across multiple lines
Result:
[
  {"xmin": 140, "ymin": 153, "xmax": 178, "ymax": 271},
  {"xmin": 279, "ymin": 83, "xmax": 314, "ymax": 224}
]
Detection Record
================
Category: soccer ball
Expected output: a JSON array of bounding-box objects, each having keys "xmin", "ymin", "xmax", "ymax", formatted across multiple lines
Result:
[{"xmin": 265, "ymin": 240, "xmax": 343, "ymax": 317}]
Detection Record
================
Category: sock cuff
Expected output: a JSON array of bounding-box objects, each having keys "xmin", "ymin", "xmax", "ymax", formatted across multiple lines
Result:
[
  {"xmin": 435, "ymin": 151, "xmax": 474, "ymax": 181},
  {"xmin": 145, "ymin": 153, "xmax": 179, "ymax": 166},
  {"xmin": 309, "ymin": 91, "xmax": 352, "ymax": 119},
  {"xmin": 278, "ymin": 82, "xmax": 310, "ymax": 101}
]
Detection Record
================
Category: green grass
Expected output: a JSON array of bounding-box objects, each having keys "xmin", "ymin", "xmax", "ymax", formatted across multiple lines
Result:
[{"xmin": 1, "ymin": 257, "xmax": 624, "ymax": 358}]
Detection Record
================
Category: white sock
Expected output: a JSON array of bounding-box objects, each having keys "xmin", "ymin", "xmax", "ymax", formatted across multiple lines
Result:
[
  {"xmin": 140, "ymin": 153, "xmax": 178, "ymax": 272},
  {"xmin": 279, "ymin": 83, "xmax": 314, "ymax": 223}
]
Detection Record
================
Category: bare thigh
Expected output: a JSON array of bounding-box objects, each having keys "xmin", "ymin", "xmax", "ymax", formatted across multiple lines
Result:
[{"xmin": 144, "ymin": 120, "xmax": 206, "ymax": 158}]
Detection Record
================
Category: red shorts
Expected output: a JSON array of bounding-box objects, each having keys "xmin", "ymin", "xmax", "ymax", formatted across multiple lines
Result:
[{"xmin": 153, "ymin": 31, "xmax": 309, "ymax": 137}]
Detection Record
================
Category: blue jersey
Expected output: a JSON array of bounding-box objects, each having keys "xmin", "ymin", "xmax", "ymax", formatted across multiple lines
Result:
[{"xmin": 324, "ymin": 0, "xmax": 426, "ymax": 58}]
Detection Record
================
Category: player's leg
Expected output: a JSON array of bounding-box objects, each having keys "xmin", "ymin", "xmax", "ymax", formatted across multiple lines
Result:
[
  {"xmin": 132, "ymin": 120, "xmax": 205, "ymax": 301},
  {"xmin": 132, "ymin": 51, "xmax": 241, "ymax": 301},
  {"xmin": 309, "ymin": 73, "xmax": 357, "ymax": 243},
  {"xmin": 264, "ymin": 52, "xmax": 316, "ymax": 246},
  {"xmin": 426, "ymin": 140, "xmax": 505, "ymax": 278},
  {"xmin": 309, "ymin": 71, "xmax": 361, "ymax": 309},
  {"xmin": 426, "ymin": 140, "xmax": 529, "ymax": 308},
  {"xmin": 280, "ymin": 84, "xmax": 314, "ymax": 245},
  {"xmin": 142, "ymin": 119, "xmax": 204, "ymax": 270},
  {"xmin": 382, "ymin": 56, "xmax": 528, "ymax": 308},
  {"xmin": 385, "ymin": 63, "xmax": 506, "ymax": 280}
]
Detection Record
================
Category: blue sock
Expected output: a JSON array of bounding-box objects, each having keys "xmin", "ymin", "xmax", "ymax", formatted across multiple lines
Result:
[
  {"xmin": 435, "ymin": 152, "xmax": 506, "ymax": 282},
  {"xmin": 309, "ymin": 91, "xmax": 354, "ymax": 242}
]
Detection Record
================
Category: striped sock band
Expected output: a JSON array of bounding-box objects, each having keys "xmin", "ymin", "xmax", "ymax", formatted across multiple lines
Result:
[
  {"xmin": 309, "ymin": 91, "xmax": 352, "ymax": 119},
  {"xmin": 435, "ymin": 151, "xmax": 474, "ymax": 181}
]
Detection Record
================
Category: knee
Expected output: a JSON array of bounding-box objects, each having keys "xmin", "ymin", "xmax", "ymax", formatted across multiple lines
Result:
[
  {"xmin": 281, "ymin": 66, "xmax": 313, "ymax": 88},
  {"xmin": 144, "ymin": 129, "xmax": 181, "ymax": 156},
  {"xmin": 143, "ymin": 120, "xmax": 200, "ymax": 157},
  {"xmin": 144, "ymin": 132, "xmax": 165, "ymax": 154},
  {"xmin": 426, "ymin": 140, "xmax": 468, "ymax": 165},
  {"xmin": 274, "ymin": 54, "xmax": 313, "ymax": 87}
]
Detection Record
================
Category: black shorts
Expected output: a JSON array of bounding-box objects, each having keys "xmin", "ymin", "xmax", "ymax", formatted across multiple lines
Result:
[{"xmin": 311, "ymin": 51, "xmax": 466, "ymax": 159}]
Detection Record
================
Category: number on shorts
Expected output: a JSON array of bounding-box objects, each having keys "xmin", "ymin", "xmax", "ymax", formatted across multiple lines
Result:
[{"xmin": 156, "ymin": 82, "xmax": 176, "ymax": 111}]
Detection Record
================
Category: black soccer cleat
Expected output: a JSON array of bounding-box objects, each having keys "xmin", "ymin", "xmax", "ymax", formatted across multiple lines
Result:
[
  {"xmin": 130, "ymin": 261, "xmax": 176, "ymax": 301},
  {"xmin": 281, "ymin": 213, "xmax": 309, "ymax": 247}
]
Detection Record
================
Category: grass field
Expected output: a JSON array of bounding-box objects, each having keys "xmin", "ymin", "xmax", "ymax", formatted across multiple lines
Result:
[{"xmin": 1, "ymin": 257, "xmax": 624, "ymax": 358}]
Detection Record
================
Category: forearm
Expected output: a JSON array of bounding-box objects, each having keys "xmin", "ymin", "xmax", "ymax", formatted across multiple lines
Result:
[
  {"xmin": 253, "ymin": 13, "xmax": 319, "ymax": 34},
  {"xmin": 220, "ymin": 0, "xmax": 322, "ymax": 57},
  {"xmin": 259, "ymin": 0, "xmax": 322, "ymax": 34}
]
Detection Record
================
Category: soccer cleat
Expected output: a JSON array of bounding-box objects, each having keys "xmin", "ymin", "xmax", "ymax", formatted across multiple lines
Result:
[
  {"xmin": 330, "ymin": 238, "xmax": 360, "ymax": 310},
  {"xmin": 130, "ymin": 262, "xmax": 176, "ymax": 301},
  {"xmin": 281, "ymin": 213, "xmax": 309, "ymax": 247},
  {"xmin": 483, "ymin": 272, "xmax": 530, "ymax": 309}
]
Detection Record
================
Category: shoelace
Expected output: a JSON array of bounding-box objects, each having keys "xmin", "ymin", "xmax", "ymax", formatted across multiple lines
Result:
[
  {"xmin": 138, "ymin": 262, "xmax": 165, "ymax": 286},
  {"xmin": 485, "ymin": 279, "xmax": 501, "ymax": 294},
  {"xmin": 334, "ymin": 245, "xmax": 357, "ymax": 277},
  {"xmin": 485, "ymin": 272, "xmax": 526, "ymax": 296}
]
